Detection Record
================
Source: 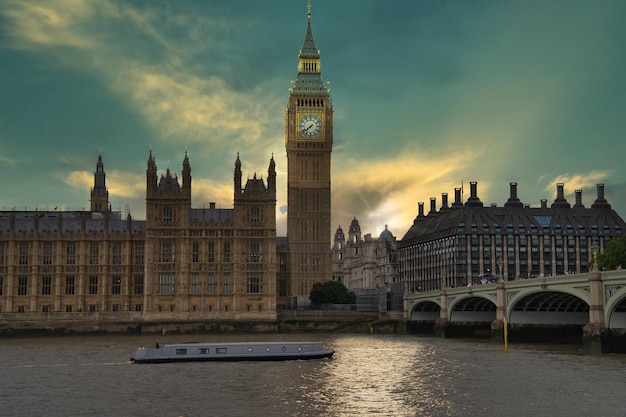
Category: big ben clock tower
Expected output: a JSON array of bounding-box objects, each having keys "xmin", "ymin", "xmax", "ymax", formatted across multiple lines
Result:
[{"xmin": 285, "ymin": 2, "xmax": 333, "ymax": 304}]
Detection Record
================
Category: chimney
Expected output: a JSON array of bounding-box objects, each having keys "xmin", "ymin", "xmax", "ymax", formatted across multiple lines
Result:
[
  {"xmin": 541, "ymin": 199, "xmax": 547, "ymax": 209},
  {"xmin": 210, "ymin": 202, "xmax": 216, "ymax": 209},
  {"xmin": 452, "ymin": 187, "xmax": 463, "ymax": 207},
  {"xmin": 441, "ymin": 193, "xmax": 449, "ymax": 210},
  {"xmin": 465, "ymin": 181, "xmax": 483, "ymax": 207},
  {"xmin": 573, "ymin": 190, "xmax": 584, "ymax": 208},
  {"xmin": 591, "ymin": 183, "xmax": 611, "ymax": 209},
  {"xmin": 429, "ymin": 197, "xmax": 437, "ymax": 215},
  {"xmin": 551, "ymin": 183, "xmax": 570, "ymax": 208},
  {"xmin": 504, "ymin": 182, "xmax": 523, "ymax": 208},
  {"xmin": 418, "ymin": 202, "xmax": 425, "ymax": 217}
]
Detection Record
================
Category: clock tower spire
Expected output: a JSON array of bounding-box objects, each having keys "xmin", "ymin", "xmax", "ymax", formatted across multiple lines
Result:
[{"xmin": 284, "ymin": 1, "xmax": 333, "ymax": 306}]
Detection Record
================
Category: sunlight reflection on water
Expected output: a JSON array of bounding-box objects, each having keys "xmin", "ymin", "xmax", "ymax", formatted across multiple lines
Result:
[{"xmin": 1, "ymin": 334, "xmax": 626, "ymax": 417}]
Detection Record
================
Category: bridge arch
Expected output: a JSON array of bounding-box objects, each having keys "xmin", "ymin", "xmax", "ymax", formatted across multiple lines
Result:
[
  {"xmin": 507, "ymin": 290, "xmax": 589, "ymax": 325},
  {"xmin": 605, "ymin": 287, "xmax": 626, "ymax": 329},
  {"xmin": 408, "ymin": 300, "xmax": 440, "ymax": 321},
  {"xmin": 448, "ymin": 295, "xmax": 496, "ymax": 323}
]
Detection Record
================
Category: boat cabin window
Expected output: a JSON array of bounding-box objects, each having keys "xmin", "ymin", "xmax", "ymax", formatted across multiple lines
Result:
[
  {"xmin": 176, "ymin": 349, "xmax": 187, "ymax": 355},
  {"xmin": 198, "ymin": 348, "xmax": 209, "ymax": 354},
  {"xmin": 216, "ymin": 347, "xmax": 228, "ymax": 354}
]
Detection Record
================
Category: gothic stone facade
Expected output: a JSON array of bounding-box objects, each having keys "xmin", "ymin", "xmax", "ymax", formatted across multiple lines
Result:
[{"xmin": 0, "ymin": 153, "xmax": 278, "ymax": 321}]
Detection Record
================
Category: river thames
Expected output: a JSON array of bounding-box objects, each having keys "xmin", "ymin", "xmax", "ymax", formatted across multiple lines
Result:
[{"xmin": 1, "ymin": 333, "xmax": 625, "ymax": 417}]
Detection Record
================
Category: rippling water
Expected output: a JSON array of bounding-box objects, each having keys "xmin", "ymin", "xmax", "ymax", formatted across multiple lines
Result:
[{"xmin": 1, "ymin": 333, "xmax": 625, "ymax": 417}]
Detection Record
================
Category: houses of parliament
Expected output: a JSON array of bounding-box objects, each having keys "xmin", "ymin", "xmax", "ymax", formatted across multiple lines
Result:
[{"xmin": 0, "ymin": 6, "xmax": 333, "ymax": 322}]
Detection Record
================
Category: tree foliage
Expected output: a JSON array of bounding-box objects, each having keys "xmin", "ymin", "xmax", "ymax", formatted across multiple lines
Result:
[
  {"xmin": 597, "ymin": 236, "xmax": 626, "ymax": 270},
  {"xmin": 309, "ymin": 280, "xmax": 356, "ymax": 304}
]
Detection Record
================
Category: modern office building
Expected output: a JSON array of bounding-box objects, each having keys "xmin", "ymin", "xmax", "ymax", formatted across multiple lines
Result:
[{"xmin": 399, "ymin": 182, "xmax": 626, "ymax": 293}]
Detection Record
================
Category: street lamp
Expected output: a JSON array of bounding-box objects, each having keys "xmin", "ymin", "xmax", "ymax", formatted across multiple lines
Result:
[{"xmin": 591, "ymin": 241, "xmax": 599, "ymax": 271}]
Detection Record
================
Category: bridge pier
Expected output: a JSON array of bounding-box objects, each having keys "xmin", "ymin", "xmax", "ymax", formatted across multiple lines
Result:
[{"xmin": 582, "ymin": 271, "xmax": 608, "ymax": 354}]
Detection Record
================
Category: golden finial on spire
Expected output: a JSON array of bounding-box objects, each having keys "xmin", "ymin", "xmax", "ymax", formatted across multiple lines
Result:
[{"xmin": 307, "ymin": 0, "xmax": 312, "ymax": 17}]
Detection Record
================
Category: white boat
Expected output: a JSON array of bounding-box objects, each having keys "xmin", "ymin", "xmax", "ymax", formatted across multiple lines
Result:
[{"xmin": 131, "ymin": 341, "xmax": 334, "ymax": 363}]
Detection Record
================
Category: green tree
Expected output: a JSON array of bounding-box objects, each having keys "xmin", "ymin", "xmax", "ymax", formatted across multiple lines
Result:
[
  {"xmin": 597, "ymin": 236, "xmax": 626, "ymax": 270},
  {"xmin": 309, "ymin": 280, "xmax": 356, "ymax": 304}
]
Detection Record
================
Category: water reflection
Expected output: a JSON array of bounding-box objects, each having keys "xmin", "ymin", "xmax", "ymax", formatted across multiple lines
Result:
[{"xmin": 1, "ymin": 334, "xmax": 626, "ymax": 417}]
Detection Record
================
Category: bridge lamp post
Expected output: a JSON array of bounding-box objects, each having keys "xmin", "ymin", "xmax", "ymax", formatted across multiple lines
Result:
[
  {"xmin": 591, "ymin": 241, "xmax": 599, "ymax": 271},
  {"xmin": 498, "ymin": 256, "xmax": 504, "ymax": 282}
]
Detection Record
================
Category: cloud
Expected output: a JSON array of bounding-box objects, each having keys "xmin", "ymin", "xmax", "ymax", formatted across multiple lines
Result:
[
  {"xmin": 541, "ymin": 170, "xmax": 612, "ymax": 199},
  {"xmin": 2, "ymin": 0, "xmax": 283, "ymax": 149},
  {"xmin": 332, "ymin": 144, "xmax": 479, "ymax": 235}
]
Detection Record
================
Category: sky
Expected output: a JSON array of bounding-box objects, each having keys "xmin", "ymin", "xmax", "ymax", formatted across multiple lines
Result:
[{"xmin": 1, "ymin": 0, "xmax": 625, "ymax": 239}]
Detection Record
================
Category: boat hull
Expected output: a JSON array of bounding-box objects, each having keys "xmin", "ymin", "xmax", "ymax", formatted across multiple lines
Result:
[{"xmin": 131, "ymin": 341, "xmax": 333, "ymax": 363}]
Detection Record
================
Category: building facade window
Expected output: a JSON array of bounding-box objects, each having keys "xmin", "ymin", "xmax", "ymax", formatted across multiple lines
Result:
[
  {"xmin": 67, "ymin": 243, "xmax": 76, "ymax": 265},
  {"xmin": 223, "ymin": 274, "xmax": 230, "ymax": 294},
  {"xmin": 208, "ymin": 242, "xmax": 215, "ymax": 262},
  {"xmin": 111, "ymin": 276, "xmax": 122, "ymax": 295},
  {"xmin": 207, "ymin": 273, "xmax": 215, "ymax": 294},
  {"xmin": 112, "ymin": 243, "xmax": 122, "ymax": 265},
  {"xmin": 43, "ymin": 243, "xmax": 53, "ymax": 265},
  {"xmin": 19, "ymin": 243, "xmax": 29, "ymax": 265},
  {"xmin": 134, "ymin": 243, "xmax": 144, "ymax": 265},
  {"xmin": 223, "ymin": 242, "xmax": 231, "ymax": 262},
  {"xmin": 191, "ymin": 274, "xmax": 199, "ymax": 294},
  {"xmin": 159, "ymin": 274, "xmax": 175, "ymax": 294},
  {"xmin": 89, "ymin": 243, "xmax": 99, "ymax": 265},
  {"xmin": 18, "ymin": 276, "xmax": 28, "ymax": 296},
  {"xmin": 134, "ymin": 275, "xmax": 144, "ymax": 295},
  {"xmin": 159, "ymin": 240, "xmax": 173, "ymax": 263},
  {"xmin": 192, "ymin": 241, "xmax": 199, "ymax": 263},
  {"xmin": 247, "ymin": 275, "xmax": 261, "ymax": 293},
  {"xmin": 89, "ymin": 276, "xmax": 98, "ymax": 295},
  {"xmin": 41, "ymin": 276, "xmax": 52, "ymax": 295},
  {"xmin": 65, "ymin": 276, "xmax": 75, "ymax": 295}
]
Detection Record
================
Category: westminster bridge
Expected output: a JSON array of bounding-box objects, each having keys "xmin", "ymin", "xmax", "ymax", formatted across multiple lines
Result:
[{"xmin": 404, "ymin": 269, "xmax": 626, "ymax": 353}]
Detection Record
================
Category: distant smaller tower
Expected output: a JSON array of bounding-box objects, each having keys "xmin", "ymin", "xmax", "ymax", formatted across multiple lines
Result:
[{"xmin": 90, "ymin": 154, "xmax": 109, "ymax": 213}]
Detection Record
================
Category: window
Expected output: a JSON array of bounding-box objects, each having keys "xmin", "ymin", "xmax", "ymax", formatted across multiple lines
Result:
[
  {"xmin": 0, "ymin": 243, "xmax": 4, "ymax": 265},
  {"xmin": 207, "ymin": 273, "xmax": 215, "ymax": 294},
  {"xmin": 224, "ymin": 241, "xmax": 231, "ymax": 262},
  {"xmin": 0, "ymin": 276, "xmax": 3, "ymax": 296},
  {"xmin": 18, "ymin": 305, "xmax": 26, "ymax": 313},
  {"xmin": 223, "ymin": 274, "xmax": 230, "ymax": 293},
  {"xmin": 42, "ymin": 276, "xmax": 52, "ymax": 295},
  {"xmin": 134, "ymin": 243, "xmax": 144, "ymax": 265},
  {"xmin": 248, "ymin": 240, "xmax": 261, "ymax": 263},
  {"xmin": 159, "ymin": 274, "xmax": 175, "ymax": 294},
  {"xmin": 250, "ymin": 207, "xmax": 260, "ymax": 225},
  {"xmin": 67, "ymin": 243, "xmax": 76, "ymax": 265},
  {"xmin": 89, "ymin": 243, "xmax": 99, "ymax": 265},
  {"xmin": 19, "ymin": 243, "xmax": 29, "ymax": 265},
  {"xmin": 208, "ymin": 242, "xmax": 215, "ymax": 262},
  {"xmin": 163, "ymin": 206, "xmax": 173, "ymax": 223},
  {"xmin": 176, "ymin": 349, "xmax": 187, "ymax": 355},
  {"xmin": 66, "ymin": 305, "xmax": 73, "ymax": 312},
  {"xmin": 134, "ymin": 275, "xmax": 144, "ymax": 295},
  {"xmin": 89, "ymin": 304, "xmax": 97, "ymax": 312},
  {"xmin": 135, "ymin": 304, "xmax": 143, "ymax": 311},
  {"xmin": 192, "ymin": 241, "xmax": 199, "ymax": 263},
  {"xmin": 18, "ymin": 276, "xmax": 28, "ymax": 296},
  {"xmin": 159, "ymin": 240, "xmax": 173, "ymax": 262},
  {"xmin": 89, "ymin": 276, "xmax": 98, "ymax": 295},
  {"xmin": 191, "ymin": 274, "xmax": 199, "ymax": 294},
  {"xmin": 43, "ymin": 243, "xmax": 53, "ymax": 265},
  {"xmin": 65, "ymin": 276, "xmax": 75, "ymax": 295},
  {"xmin": 112, "ymin": 304, "xmax": 120, "ymax": 312},
  {"xmin": 112, "ymin": 243, "xmax": 122, "ymax": 265},
  {"xmin": 247, "ymin": 275, "xmax": 261, "ymax": 293},
  {"xmin": 111, "ymin": 276, "xmax": 122, "ymax": 295}
]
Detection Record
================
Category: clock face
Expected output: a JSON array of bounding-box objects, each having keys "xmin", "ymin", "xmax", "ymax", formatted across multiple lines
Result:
[{"xmin": 299, "ymin": 114, "xmax": 322, "ymax": 138}]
